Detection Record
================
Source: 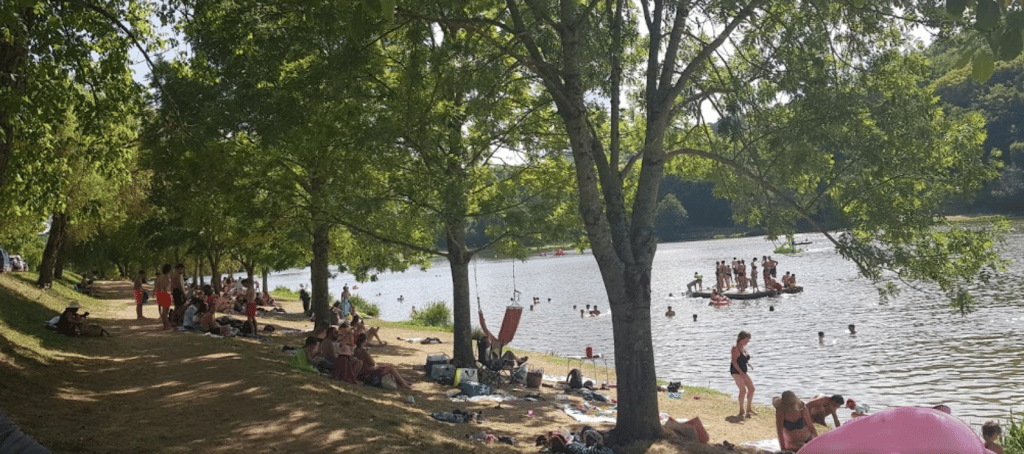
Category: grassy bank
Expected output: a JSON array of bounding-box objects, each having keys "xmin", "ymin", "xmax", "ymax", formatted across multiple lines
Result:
[{"xmin": 0, "ymin": 272, "xmax": 778, "ymax": 454}]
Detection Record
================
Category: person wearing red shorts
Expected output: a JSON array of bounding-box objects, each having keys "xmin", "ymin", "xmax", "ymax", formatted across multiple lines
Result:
[
  {"xmin": 244, "ymin": 278, "xmax": 257, "ymax": 335},
  {"xmin": 133, "ymin": 269, "xmax": 147, "ymax": 320},
  {"xmin": 155, "ymin": 264, "xmax": 173, "ymax": 330}
]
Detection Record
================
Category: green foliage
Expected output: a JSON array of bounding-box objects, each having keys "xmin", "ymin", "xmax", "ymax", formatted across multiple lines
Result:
[
  {"xmin": 410, "ymin": 302, "xmax": 451, "ymax": 328},
  {"xmin": 270, "ymin": 286, "xmax": 299, "ymax": 299},
  {"xmin": 654, "ymin": 194, "xmax": 689, "ymax": 242},
  {"xmin": 348, "ymin": 294, "xmax": 379, "ymax": 318},
  {"xmin": 1002, "ymin": 411, "xmax": 1024, "ymax": 454},
  {"xmin": 942, "ymin": 0, "xmax": 1024, "ymax": 81}
]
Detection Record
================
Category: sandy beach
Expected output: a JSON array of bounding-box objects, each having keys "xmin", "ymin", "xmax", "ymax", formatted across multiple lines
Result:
[{"xmin": 0, "ymin": 274, "xmax": 784, "ymax": 453}]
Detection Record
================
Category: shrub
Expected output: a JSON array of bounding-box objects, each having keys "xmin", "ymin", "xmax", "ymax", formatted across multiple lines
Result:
[
  {"xmin": 270, "ymin": 286, "xmax": 299, "ymax": 299},
  {"xmin": 349, "ymin": 294, "xmax": 379, "ymax": 318},
  {"xmin": 471, "ymin": 328, "xmax": 484, "ymax": 340},
  {"xmin": 411, "ymin": 301, "xmax": 451, "ymax": 328},
  {"xmin": 1002, "ymin": 412, "xmax": 1024, "ymax": 454}
]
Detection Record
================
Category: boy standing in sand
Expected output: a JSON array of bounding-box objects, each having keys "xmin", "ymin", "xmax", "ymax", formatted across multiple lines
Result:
[
  {"xmin": 155, "ymin": 264, "xmax": 173, "ymax": 330},
  {"xmin": 244, "ymin": 278, "xmax": 257, "ymax": 335},
  {"xmin": 133, "ymin": 270, "xmax": 147, "ymax": 320}
]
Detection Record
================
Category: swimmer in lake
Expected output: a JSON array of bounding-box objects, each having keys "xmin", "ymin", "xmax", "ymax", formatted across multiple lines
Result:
[
  {"xmin": 818, "ymin": 331, "xmax": 825, "ymax": 344},
  {"xmin": 665, "ymin": 306, "xmax": 675, "ymax": 317},
  {"xmin": 848, "ymin": 324, "xmax": 856, "ymax": 335}
]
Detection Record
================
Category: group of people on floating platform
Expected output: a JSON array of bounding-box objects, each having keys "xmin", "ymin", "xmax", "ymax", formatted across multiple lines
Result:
[{"xmin": 686, "ymin": 256, "xmax": 799, "ymax": 296}]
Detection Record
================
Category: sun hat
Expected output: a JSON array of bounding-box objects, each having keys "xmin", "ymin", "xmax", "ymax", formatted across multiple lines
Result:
[
  {"xmin": 773, "ymin": 390, "xmax": 804, "ymax": 413},
  {"xmin": 66, "ymin": 301, "xmax": 82, "ymax": 310}
]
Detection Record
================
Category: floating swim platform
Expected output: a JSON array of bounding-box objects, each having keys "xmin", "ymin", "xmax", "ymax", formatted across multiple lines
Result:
[{"xmin": 688, "ymin": 286, "xmax": 803, "ymax": 300}]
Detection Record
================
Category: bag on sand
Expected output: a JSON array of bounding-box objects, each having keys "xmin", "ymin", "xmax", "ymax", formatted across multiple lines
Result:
[
  {"xmin": 567, "ymin": 368, "xmax": 583, "ymax": 389},
  {"xmin": 381, "ymin": 374, "xmax": 398, "ymax": 391},
  {"xmin": 80, "ymin": 324, "xmax": 108, "ymax": 337}
]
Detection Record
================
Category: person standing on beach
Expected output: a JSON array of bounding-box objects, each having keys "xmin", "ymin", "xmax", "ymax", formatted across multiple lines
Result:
[
  {"xmin": 243, "ymin": 278, "xmax": 258, "ymax": 335},
  {"xmin": 155, "ymin": 264, "xmax": 173, "ymax": 330},
  {"xmin": 299, "ymin": 284, "xmax": 311, "ymax": 316},
  {"xmin": 730, "ymin": 331, "xmax": 756, "ymax": 418},
  {"xmin": 170, "ymin": 263, "xmax": 187, "ymax": 312},
  {"xmin": 133, "ymin": 270, "xmax": 147, "ymax": 320}
]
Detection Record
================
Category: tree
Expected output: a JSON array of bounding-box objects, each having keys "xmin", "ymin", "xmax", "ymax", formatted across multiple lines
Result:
[
  {"xmin": 940, "ymin": 0, "xmax": 1024, "ymax": 82},
  {"xmin": 654, "ymin": 194, "xmax": 688, "ymax": 241},
  {"xmin": 321, "ymin": 18, "xmax": 579, "ymax": 366},
  {"xmin": 0, "ymin": 1, "xmax": 154, "ymax": 218},
  {"xmin": 429, "ymin": 0, "xmax": 1006, "ymax": 443}
]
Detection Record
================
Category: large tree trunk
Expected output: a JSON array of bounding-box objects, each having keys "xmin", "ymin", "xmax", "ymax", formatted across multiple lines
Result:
[
  {"xmin": 553, "ymin": 86, "xmax": 665, "ymax": 443},
  {"xmin": 208, "ymin": 252, "xmax": 221, "ymax": 294},
  {"xmin": 37, "ymin": 212, "xmax": 67, "ymax": 287},
  {"xmin": 445, "ymin": 222, "xmax": 474, "ymax": 367},
  {"xmin": 54, "ymin": 227, "xmax": 74, "ymax": 279},
  {"xmin": 261, "ymin": 268, "xmax": 269, "ymax": 296},
  {"xmin": 311, "ymin": 222, "xmax": 332, "ymax": 331}
]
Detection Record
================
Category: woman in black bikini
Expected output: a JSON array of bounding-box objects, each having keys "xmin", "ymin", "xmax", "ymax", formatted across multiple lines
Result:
[
  {"xmin": 773, "ymin": 391, "xmax": 817, "ymax": 451},
  {"xmin": 730, "ymin": 331, "xmax": 756, "ymax": 417}
]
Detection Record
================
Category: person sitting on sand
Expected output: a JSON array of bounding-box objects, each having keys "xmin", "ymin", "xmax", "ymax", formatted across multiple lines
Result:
[
  {"xmin": 197, "ymin": 299, "xmax": 233, "ymax": 336},
  {"xmin": 806, "ymin": 394, "xmax": 845, "ymax": 427},
  {"xmin": 665, "ymin": 306, "xmax": 675, "ymax": 317},
  {"xmin": 479, "ymin": 336, "xmax": 527, "ymax": 369},
  {"xmin": 774, "ymin": 391, "xmax": 818, "ymax": 451},
  {"xmin": 56, "ymin": 302, "xmax": 88, "ymax": 336},
  {"xmin": 290, "ymin": 336, "xmax": 330, "ymax": 373},
  {"xmin": 353, "ymin": 333, "xmax": 411, "ymax": 389},
  {"xmin": 983, "ymin": 421, "xmax": 1004, "ymax": 454},
  {"xmin": 352, "ymin": 314, "xmax": 386, "ymax": 346}
]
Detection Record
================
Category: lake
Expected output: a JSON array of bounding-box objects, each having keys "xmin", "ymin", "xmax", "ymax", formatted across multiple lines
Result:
[{"xmin": 265, "ymin": 227, "xmax": 1024, "ymax": 427}]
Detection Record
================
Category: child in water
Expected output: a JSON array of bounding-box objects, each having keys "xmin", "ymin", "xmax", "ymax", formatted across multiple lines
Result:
[{"xmin": 983, "ymin": 421, "xmax": 1004, "ymax": 454}]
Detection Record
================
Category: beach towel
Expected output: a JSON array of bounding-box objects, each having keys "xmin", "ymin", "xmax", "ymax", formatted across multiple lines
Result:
[
  {"xmin": 561, "ymin": 404, "xmax": 616, "ymax": 424},
  {"xmin": 288, "ymin": 350, "xmax": 318, "ymax": 373},
  {"xmin": 742, "ymin": 438, "xmax": 781, "ymax": 451}
]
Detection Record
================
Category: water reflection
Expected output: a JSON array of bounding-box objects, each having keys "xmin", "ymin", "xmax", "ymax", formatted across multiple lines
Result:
[{"xmin": 267, "ymin": 230, "xmax": 1023, "ymax": 425}]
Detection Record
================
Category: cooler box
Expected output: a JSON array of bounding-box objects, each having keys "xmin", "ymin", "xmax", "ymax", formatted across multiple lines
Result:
[
  {"xmin": 458, "ymin": 380, "xmax": 492, "ymax": 397},
  {"xmin": 431, "ymin": 364, "xmax": 456, "ymax": 382},
  {"xmin": 424, "ymin": 353, "xmax": 449, "ymax": 377}
]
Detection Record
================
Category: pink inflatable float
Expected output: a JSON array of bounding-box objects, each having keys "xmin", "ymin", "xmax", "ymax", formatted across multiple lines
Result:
[{"xmin": 798, "ymin": 406, "xmax": 994, "ymax": 454}]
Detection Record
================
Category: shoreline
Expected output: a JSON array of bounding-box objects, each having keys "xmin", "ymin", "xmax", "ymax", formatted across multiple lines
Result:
[{"xmin": 0, "ymin": 274, "xmax": 783, "ymax": 453}]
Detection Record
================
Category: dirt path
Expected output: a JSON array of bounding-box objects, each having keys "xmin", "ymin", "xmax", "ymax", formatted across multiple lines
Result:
[{"xmin": 0, "ymin": 278, "xmax": 778, "ymax": 453}]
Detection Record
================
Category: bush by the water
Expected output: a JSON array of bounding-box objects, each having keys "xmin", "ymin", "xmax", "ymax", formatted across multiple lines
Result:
[
  {"xmin": 270, "ymin": 286, "xmax": 299, "ymax": 299},
  {"xmin": 1002, "ymin": 412, "xmax": 1024, "ymax": 454},
  {"xmin": 349, "ymin": 294, "xmax": 379, "ymax": 318},
  {"xmin": 411, "ymin": 302, "xmax": 451, "ymax": 328}
]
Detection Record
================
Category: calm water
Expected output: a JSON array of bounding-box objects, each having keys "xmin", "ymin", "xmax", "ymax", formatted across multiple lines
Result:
[{"xmin": 267, "ymin": 229, "xmax": 1024, "ymax": 427}]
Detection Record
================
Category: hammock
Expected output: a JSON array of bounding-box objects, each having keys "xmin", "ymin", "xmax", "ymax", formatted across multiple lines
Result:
[{"xmin": 478, "ymin": 298, "xmax": 523, "ymax": 346}]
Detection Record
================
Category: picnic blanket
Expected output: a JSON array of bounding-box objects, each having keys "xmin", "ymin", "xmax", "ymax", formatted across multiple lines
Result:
[{"xmin": 561, "ymin": 403, "xmax": 616, "ymax": 424}]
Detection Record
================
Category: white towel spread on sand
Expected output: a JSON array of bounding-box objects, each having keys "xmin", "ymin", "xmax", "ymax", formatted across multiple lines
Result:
[
  {"xmin": 562, "ymin": 404, "xmax": 616, "ymax": 424},
  {"xmin": 743, "ymin": 438, "xmax": 781, "ymax": 451}
]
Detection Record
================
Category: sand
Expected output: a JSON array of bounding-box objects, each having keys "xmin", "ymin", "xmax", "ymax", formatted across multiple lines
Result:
[{"xmin": 0, "ymin": 277, "xmax": 782, "ymax": 454}]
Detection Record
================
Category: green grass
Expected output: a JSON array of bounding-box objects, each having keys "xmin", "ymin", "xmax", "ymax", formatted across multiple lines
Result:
[{"xmin": 0, "ymin": 272, "xmax": 102, "ymax": 366}]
